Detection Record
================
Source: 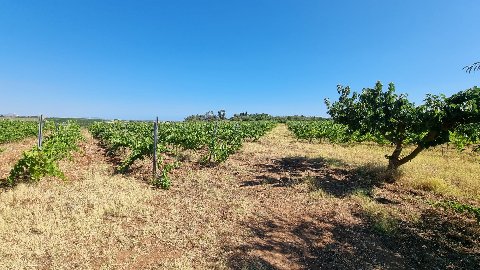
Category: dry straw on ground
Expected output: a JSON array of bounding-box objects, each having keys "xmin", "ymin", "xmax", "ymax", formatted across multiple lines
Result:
[{"xmin": 0, "ymin": 125, "xmax": 478, "ymax": 269}]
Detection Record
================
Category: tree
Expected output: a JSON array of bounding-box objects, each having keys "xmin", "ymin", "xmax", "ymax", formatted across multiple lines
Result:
[
  {"xmin": 185, "ymin": 111, "xmax": 219, "ymax": 121},
  {"xmin": 325, "ymin": 82, "xmax": 480, "ymax": 177},
  {"xmin": 464, "ymin": 62, "xmax": 480, "ymax": 73},
  {"xmin": 217, "ymin": 110, "xmax": 226, "ymax": 120},
  {"xmin": 204, "ymin": 111, "xmax": 216, "ymax": 121}
]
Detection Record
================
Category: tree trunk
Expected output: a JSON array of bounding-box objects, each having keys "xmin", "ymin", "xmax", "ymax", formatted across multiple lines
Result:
[
  {"xmin": 386, "ymin": 144, "xmax": 426, "ymax": 182},
  {"xmin": 387, "ymin": 158, "xmax": 400, "ymax": 172},
  {"xmin": 386, "ymin": 129, "xmax": 440, "ymax": 174},
  {"xmin": 385, "ymin": 140, "xmax": 429, "ymax": 182},
  {"xmin": 387, "ymin": 142, "xmax": 403, "ymax": 172}
]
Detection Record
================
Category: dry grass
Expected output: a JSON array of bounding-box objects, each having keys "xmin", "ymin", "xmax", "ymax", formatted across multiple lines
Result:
[
  {"xmin": 226, "ymin": 125, "xmax": 479, "ymax": 268},
  {"xmin": 279, "ymin": 125, "xmax": 480, "ymax": 201},
  {"xmin": 0, "ymin": 124, "xmax": 478, "ymax": 269},
  {"xmin": 0, "ymin": 132, "xmax": 252, "ymax": 269},
  {"xmin": 351, "ymin": 190, "xmax": 404, "ymax": 235},
  {"xmin": 0, "ymin": 166, "xmax": 156, "ymax": 269}
]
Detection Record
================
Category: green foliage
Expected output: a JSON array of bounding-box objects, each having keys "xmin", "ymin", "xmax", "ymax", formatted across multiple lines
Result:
[
  {"xmin": 325, "ymin": 82, "xmax": 480, "ymax": 171},
  {"xmin": 230, "ymin": 112, "xmax": 326, "ymax": 122},
  {"xmin": 325, "ymin": 82, "xmax": 422, "ymax": 144},
  {"xmin": 217, "ymin": 110, "xmax": 226, "ymax": 120},
  {"xmin": 152, "ymin": 158, "xmax": 178, "ymax": 189},
  {"xmin": 186, "ymin": 111, "xmax": 326, "ymax": 122},
  {"xmin": 431, "ymin": 200, "xmax": 480, "ymax": 222},
  {"xmin": 0, "ymin": 119, "xmax": 39, "ymax": 144},
  {"xmin": 89, "ymin": 120, "xmax": 276, "ymax": 187},
  {"xmin": 7, "ymin": 121, "xmax": 83, "ymax": 185},
  {"xmin": 287, "ymin": 120, "xmax": 388, "ymax": 144},
  {"xmin": 185, "ymin": 110, "xmax": 227, "ymax": 122},
  {"xmin": 288, "ymin": 121, "xmax": 480, "ymax": 152},
  {"xmin": 449, "ymin": 123, "xmax": 480, "ymax": 152},
  {"xmin": 47, "ymin": 117, "xmax": 103, "ymax": 127},
  {"xmin": 417, "ymin": 86, "xmax": 480, "ymax": 147}
]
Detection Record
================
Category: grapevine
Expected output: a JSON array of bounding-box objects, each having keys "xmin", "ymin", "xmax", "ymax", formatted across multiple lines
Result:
[
  {"xmin": 6, "ymin": 121, "xmax": 83, "ymax": 185},
  {"xmin": 89, "ymin": 120, "xmax": 276, "ymax": 188},
  {"xmin": 0, "ymin": 119, "xmax": 41, "ymax": 144}
]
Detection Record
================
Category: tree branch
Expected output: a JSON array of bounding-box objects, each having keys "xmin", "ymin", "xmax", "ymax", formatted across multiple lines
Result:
[
  {"xmin": 398, "ymin": 145, "xmax": 425, "ymax": 166},
  {"xmin": 397, "ymin": 129, "xmax": 439, "ymax": 167}
]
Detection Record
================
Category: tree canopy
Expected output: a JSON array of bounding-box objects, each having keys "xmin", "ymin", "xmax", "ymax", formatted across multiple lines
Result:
[{"xmin": 325, "ymin": 82, "xmax": 479, "ymax": 174}]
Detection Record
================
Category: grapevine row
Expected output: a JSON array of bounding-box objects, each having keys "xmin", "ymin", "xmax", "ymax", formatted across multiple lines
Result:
[
  {"xmin": 6, "ymin": 121, "xmax": 83, "ymax": 185},
  {"xmin": 286, "ymin": 120, "xmax": 389, "ymax": 144},
  {"xmin": 0, "ymin": 119, "xmax": 39, "ymax": 144},
  {"xmin": 287, "ymin": 120, "xmax": 480, "ymax": 151},
  {"xmin": 89, "ymin": 120, "xmax": 276, "ymax": 188}
]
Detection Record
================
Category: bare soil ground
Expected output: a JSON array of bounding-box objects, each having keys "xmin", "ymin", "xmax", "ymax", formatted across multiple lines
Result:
[{"xmin": 0, "ymin": 125, "xmax": 479, "ymax": 269}]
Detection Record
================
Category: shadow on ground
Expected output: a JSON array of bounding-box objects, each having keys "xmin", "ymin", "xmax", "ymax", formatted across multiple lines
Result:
[
  {"xmin": 226, "ymin": 210, "xmax": 480, "ymax": 270},
  {"xmin": 233, "ymin": 156, "xmax": 479, "ymax": 269},
  {"xmin": 241, "ymin": 156, "xmax": 391, "ymax": 197}
]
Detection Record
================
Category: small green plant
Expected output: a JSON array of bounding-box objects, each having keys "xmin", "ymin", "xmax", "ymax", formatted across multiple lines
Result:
[
  {"xmin": 352, "ymin": 188, "xmax": 373, "ymax": 197},
  {"xmin": 8, "ymin": 149, "xmax": 64, "ymax": 184},
  {"xmin": 431, "ymin": 200, "xmax": 480, "ymax": 222},
  {"xmin": 152, "ymin": 158, "xmax": 178, "ymax": 189}
]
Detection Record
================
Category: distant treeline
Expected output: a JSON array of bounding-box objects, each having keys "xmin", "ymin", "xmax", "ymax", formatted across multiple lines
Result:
[
  {"xmin": 185, "ymin": 111, "xmax": 327, "ymax": 122},
  {"xmin": 47, "ymin": 118, "xmax": 101, "ymax": 127},
  {"xmin": 0, "ymin": 115, "xmax": 102, "ymax": 127}
]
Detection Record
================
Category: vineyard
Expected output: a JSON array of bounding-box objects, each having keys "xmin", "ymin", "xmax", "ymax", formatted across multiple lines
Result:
[
  {"xmin": 287, "ymin": 120, "xmax": 480, "ymax": 152},
  {"xmin": 0, "ymin": 119, "xmax": 276, "ymax": 187},
  {"xmin": 5, "ymin": 121, "xmax": 83, "ymax": 186},
  {"xmin": 0, "ymin": 119, "xmax": 40, "ymax": 144},
  {"xmin": 2, "ymin": 1, "xmax": 480, "ymax": 267},
  {"xmin": 89, "ymin": 120, "xmax": 276, "ymax": 188},
  {"xmin": 1, "ymin": 118, "xmax": 478, "ymax": 187},
  {"xmin": 0, "ymin": 118, "xmax": 479, "ymax": 269}
]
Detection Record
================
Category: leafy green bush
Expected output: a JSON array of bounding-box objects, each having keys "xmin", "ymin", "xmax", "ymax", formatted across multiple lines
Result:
[
  {"xmin": 7, "ymin": 121, "xmax": 83, "ymax": 185},
  {"xmin": 152, "ymin": 158, "xmax": 178, "ymax": 189}
]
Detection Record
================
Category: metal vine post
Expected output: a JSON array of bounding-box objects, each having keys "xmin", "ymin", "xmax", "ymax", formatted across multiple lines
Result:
[
  {"xmin": 37, "ymin": 114, "xmax": 43, "ymax": 150},
  {"xmin": 153, "ymin": 116, "xmax": 159, "ymax": 178}
]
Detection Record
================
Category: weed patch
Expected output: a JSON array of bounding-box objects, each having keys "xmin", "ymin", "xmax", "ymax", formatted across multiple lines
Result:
[{"xmin": 431, "ymin": 200, "xmax": 480, "ymax": 222}]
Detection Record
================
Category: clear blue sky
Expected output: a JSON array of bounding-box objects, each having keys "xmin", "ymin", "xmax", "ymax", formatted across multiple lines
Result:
[{"xmin": 1, "ymin": 0, "xmax": 478, "ymax": 120}]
